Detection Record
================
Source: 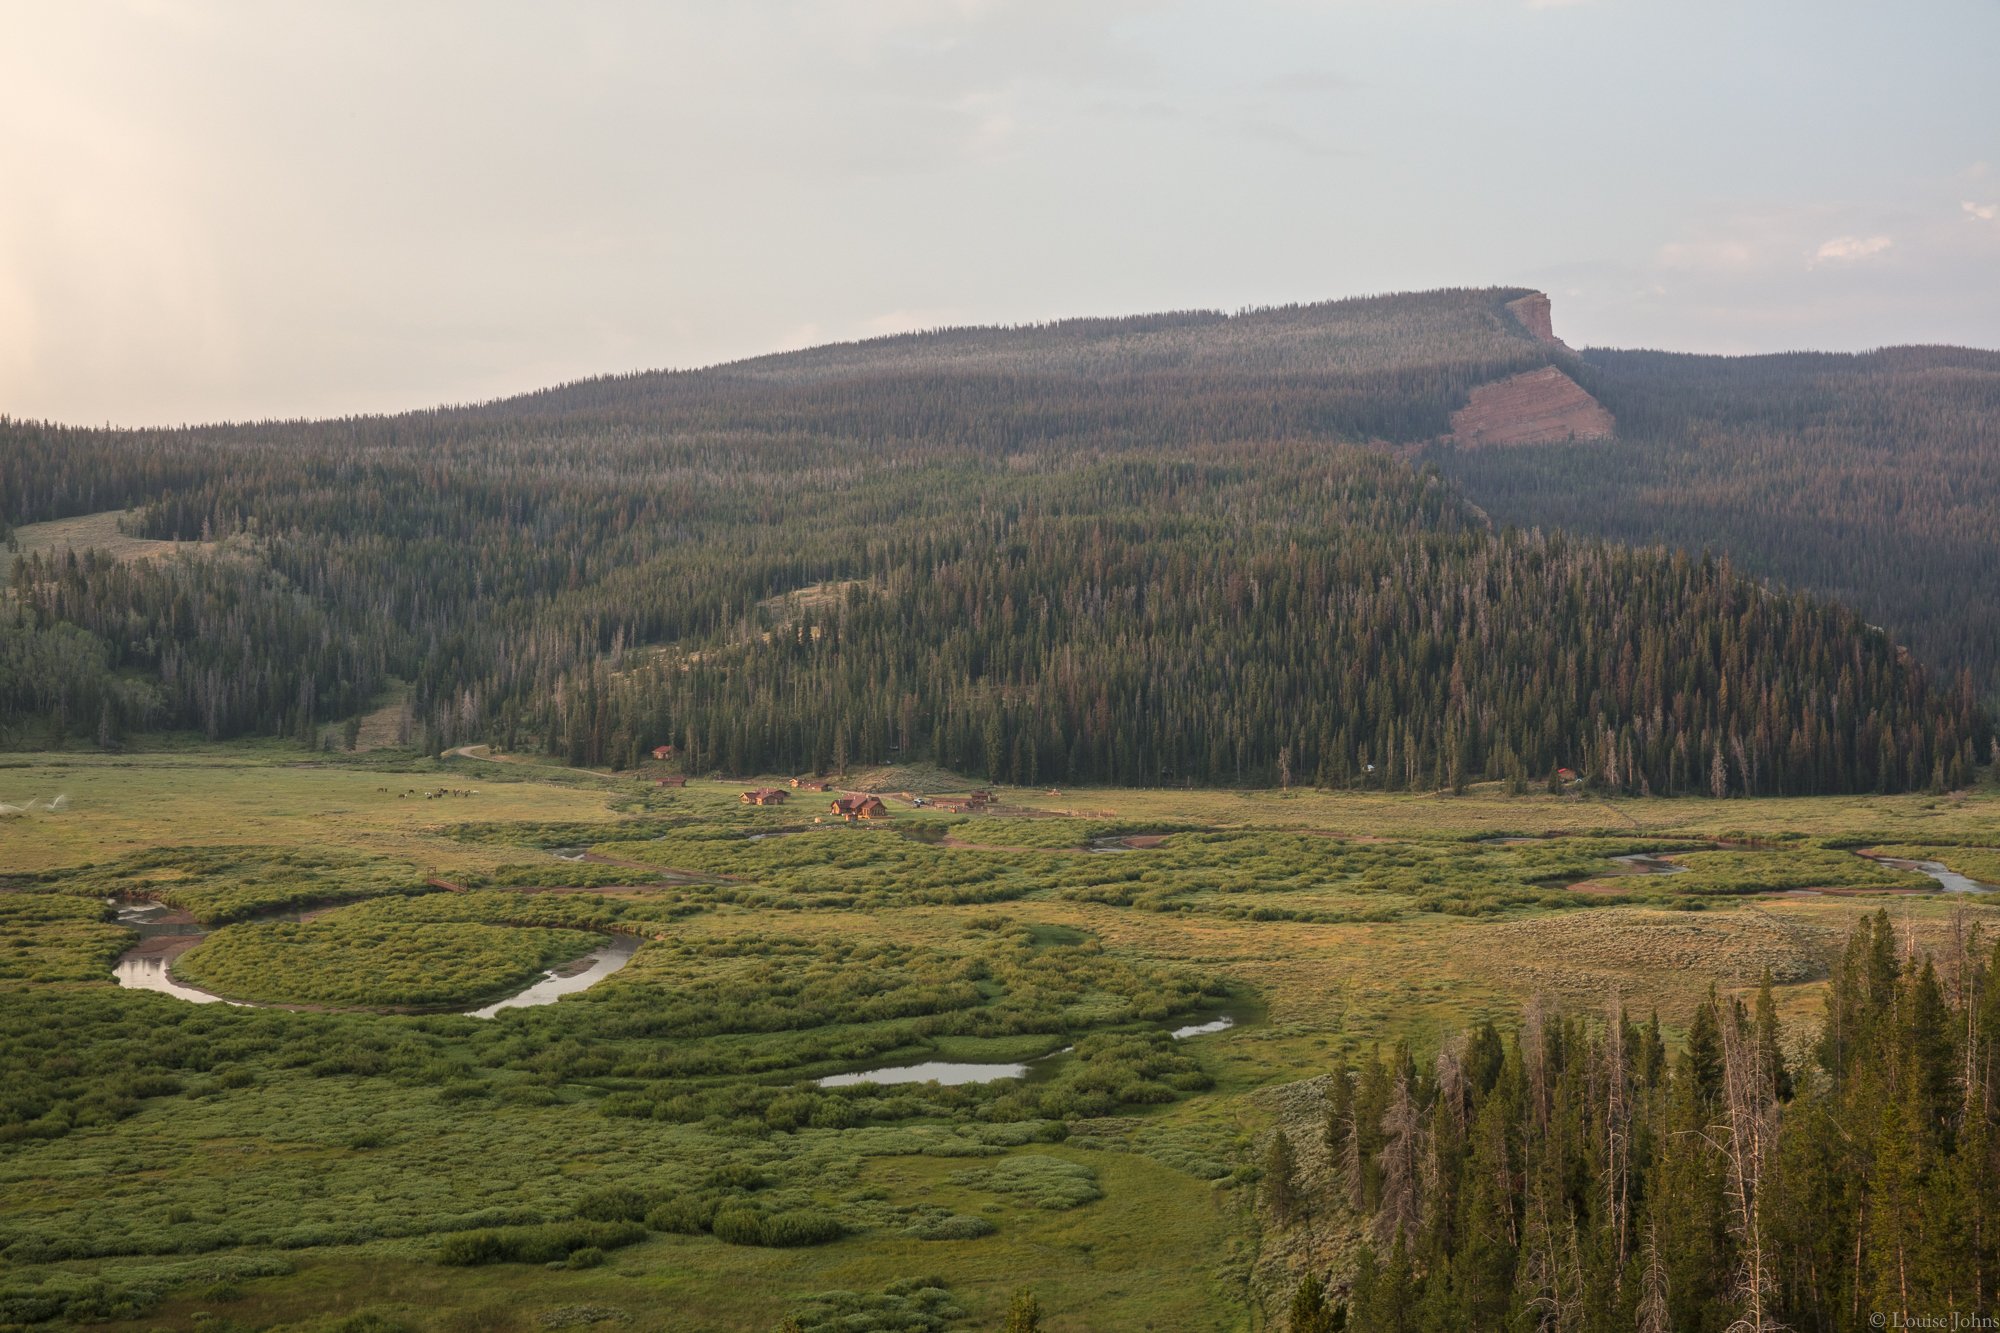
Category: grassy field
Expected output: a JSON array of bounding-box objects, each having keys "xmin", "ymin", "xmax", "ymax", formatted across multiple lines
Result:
[
  {"xmin": 2, "ymin": 744, "xmax": 1996, "ymax": 1330},
  {"xmin": 170, "ymin": 908, "xmax": 604, "ymax": 1009},
  {"xmin": 3, "ymin": 510, "xmax": 208, "ymax": 584}
]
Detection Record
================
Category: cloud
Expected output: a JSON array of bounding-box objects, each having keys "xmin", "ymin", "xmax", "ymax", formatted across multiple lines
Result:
[
  {"xmin": 1810, "ymin": 235, "xmax": 1894, "ymax": 266},
  {"xmin": 1965, "ymin": 201, "xmax": 1998, "ymax": 222}
]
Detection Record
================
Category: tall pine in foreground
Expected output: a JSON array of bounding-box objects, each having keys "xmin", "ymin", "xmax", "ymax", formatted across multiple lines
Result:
[{"xmin": 1294, "ymin": 910, "xmax": 2000, "ymax": 1331}]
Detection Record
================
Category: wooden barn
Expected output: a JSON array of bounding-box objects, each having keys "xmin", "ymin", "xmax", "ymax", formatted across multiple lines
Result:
[
  {"xmin": 741, "ymin": 788, "xmax": 790, "ymax": 806},
  {"xmin": 655, "ymin": 775, "xmax": 687, "ymax": 788}
]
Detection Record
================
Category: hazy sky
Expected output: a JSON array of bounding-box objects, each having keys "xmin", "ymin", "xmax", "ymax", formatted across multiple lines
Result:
[{"xmin": 3, "ymin": 0, "xmax": 1996, "ymax": 425}]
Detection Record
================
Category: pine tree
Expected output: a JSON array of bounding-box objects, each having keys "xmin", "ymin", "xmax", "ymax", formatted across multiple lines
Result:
[
  {"xmin": 1683, "ymin": 990, "xmax": 1725, "ymax": 1108},
  {"xmin": 1864, "ymin": 1088, "xmax": 1930, "ymax": 1320},
  {"xmin": 1905, "ymin": 957, "xmax": 1959, "ymax": 1144},
  {"xmin": 1265, "ymin": 1129, "xmax": 1300, "ymax": 1224},
  {"xmin": 1754, "ymin": 968, "xmax": 1793, "ymax": 1102},
  {"xmin": 1003, "ymin": 1289, "xmax": 1042, "ymax": 1333},
  {"xmin": 1287, "ymin": 1272, "xmax": 1338, "ymax": 1333},
  {"xmin": 1454, "ymin": 1092, "xmax": 1519, "ymax": 1326}
]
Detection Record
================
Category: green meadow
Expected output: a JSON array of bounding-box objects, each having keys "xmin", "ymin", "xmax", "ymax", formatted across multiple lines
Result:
[{"xmin": 2, "ymin": 746, "xmax": 1997, "ymax": 1330}]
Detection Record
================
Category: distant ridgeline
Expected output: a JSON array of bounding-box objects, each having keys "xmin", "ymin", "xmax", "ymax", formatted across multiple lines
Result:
[{"xmin": 0, "ymin": 287, "xmax": 1990, "ymax": 793}]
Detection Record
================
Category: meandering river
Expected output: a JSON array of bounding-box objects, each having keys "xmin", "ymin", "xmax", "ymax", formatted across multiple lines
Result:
[
  {"xmin": 1855, "ymin": 853, "xmax": 1998, "ymax": 894},
  {"xmin": 108, "ymin": 900, "xmax": 637, "ymax": 1016}
]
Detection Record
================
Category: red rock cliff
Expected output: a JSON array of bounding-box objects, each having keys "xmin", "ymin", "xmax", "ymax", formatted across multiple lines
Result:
[{"xmin": 1505, "ymin": 292, "xmax": 1568, "ymax": 349}]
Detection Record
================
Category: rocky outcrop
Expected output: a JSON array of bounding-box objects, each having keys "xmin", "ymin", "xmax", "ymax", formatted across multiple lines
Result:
[
  {"xmin": 1449, "ymin": 365, "xmax": 1615, "ymax": 447},
  {"xmin": 1505, "ymin": 291, "xmax": 1568, "ymax": 350}
]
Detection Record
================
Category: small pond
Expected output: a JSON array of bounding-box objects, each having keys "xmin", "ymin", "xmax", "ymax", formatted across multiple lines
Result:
[
  {"xmin": 818, "ymin": 1059, "xmax": 1032, "ymax": 1088},
  {"xmin": 816, "ymin": 1007, "xmax": 1246, "ymax": 1088},
  {"xmin": 1085, "ymin": 832, "xmax": 1175, "ymax": 853},
  {"xmin": 1169, "ymin": 1014, "xmax": 1238, "ymax": 1038},
  {"xmin": 1608, "ymin": 852, "xmax": 1688, "ymax": 876}
]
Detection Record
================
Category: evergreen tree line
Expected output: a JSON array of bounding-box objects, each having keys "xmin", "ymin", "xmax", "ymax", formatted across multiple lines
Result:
[
  {"xmin": 563, "ymin": 448, "xmax": 1986, "ymax": 794},
  {"xmin": 0, "ymin": 288, "xmax": 1989, "ymax": 787},
  {"xmin": 1280, "ymin": 910, "xmax": 2000, "ymax": 1331},
  {"xmin": 0, "ymin": 546, "xmax": 384, "ymax": 745}
]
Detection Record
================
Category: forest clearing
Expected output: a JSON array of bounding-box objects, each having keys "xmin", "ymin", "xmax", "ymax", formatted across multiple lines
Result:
[{"xmin": 2, "ymin": 511, "xmax": 209, "ymax": 581}]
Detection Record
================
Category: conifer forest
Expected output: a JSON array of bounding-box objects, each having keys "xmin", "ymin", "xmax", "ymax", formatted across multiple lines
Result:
[{"xmin": 4, "ymin": 290, "xmax": 1991, "ymax": 795}]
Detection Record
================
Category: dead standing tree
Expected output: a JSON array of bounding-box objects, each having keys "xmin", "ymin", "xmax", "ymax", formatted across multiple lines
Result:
[
  {"xmin": 1600, "ymin": 991, "xmax": 1633, "ymax": 1286},
  {"xmin": 1425, "ymin": 1035, "xmax": 1469, "ymax": 1219},
  {"xmin": 1374, "ymin": 1070, "xmax": 1424, "ymax": 1250},
  {"xmin": 1635, "ymin": 1219, "xmax": 1672, "ymax": 1333},
  {"xmin": 1715, "ymin": 1017, "xmax": 1784, "ymax": 1333}
]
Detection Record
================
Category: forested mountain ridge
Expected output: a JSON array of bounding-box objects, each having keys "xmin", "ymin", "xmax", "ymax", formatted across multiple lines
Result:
[
  {"xmin": 1427, "ymin": 341, "xmax": 2000, "ymax": 703},
  {"xmin": 0, "ymin": 287, "xmax": 1990, "ymax": 792},
  {"xmin": 500, "ymin": 287, "xmax": 1554, "ymax": 400}
]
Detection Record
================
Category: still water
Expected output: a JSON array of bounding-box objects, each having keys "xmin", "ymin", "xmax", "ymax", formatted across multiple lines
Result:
[{"xmin": 816, "ymin": 1012, "xmax": 1244, "ymax": 1088}]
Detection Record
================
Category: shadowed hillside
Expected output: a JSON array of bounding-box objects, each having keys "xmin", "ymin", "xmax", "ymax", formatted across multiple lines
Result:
[{"xmin": 1426, "ymin": 344, "xmax": 2000, "ymax": 702}]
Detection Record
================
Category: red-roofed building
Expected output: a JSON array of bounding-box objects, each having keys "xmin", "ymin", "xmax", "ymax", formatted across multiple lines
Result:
[{"xmin": 830, "ymin": 796, "xmax": 889, "ymax": 821}]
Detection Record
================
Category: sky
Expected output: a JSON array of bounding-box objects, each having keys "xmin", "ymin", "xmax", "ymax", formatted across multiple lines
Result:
[{"xmin": 2, "ymin": 0, "xmax": 1997, "ymax": 426}]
